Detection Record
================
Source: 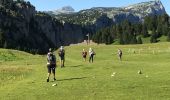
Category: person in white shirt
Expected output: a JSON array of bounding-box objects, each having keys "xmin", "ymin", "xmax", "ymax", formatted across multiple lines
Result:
[{"xmin": 89, "ymin": 48, "xmax": 95, "ymax": 63}]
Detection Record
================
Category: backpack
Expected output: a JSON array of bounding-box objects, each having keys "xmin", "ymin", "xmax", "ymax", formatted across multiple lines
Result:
[
  {"xmin": 118, "ymin": 50, "xmax": 122, "ymax": 55},
  {"xmin": 59, "ymin": 49, "xmax": 65, "ymax": 57},
  {"xmin": 47, "ymin": 53, "xmax": 55, "ymax": 65}
]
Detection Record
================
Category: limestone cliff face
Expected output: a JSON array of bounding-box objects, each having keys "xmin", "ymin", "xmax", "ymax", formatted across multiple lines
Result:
[
  {"xmin": 34, "ymin": 15, "xmax": 84, "ymax": 47},
  {"xmin": 0, "ymin": 0, "xmax": 84, "ymax": 54},
  {"xmin": 60, "ymin": 22, "xmax": 84, "ymax": 45}
]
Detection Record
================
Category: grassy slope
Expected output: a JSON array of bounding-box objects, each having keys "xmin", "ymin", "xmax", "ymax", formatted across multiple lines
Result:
[{"xmin": 1, "ymin": 42, "xmax": 170, "ymax": 100}]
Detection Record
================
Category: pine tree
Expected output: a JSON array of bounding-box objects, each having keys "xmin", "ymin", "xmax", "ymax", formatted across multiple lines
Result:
[
  {"xmin": 130, "ymin": 35, "xmax": 137, "ymax": 44},
  {"xmin": 137, "ymin": 37, "xmax": 143, "ymax": 44},
  {"xmin": 150, "ymin": 29, "xmax": 158, "ymax": 43},
  {"xmin": 157, "ymin": 23, "xmax": 162, "ymax": 36},
  {"xmin": 134, "ymin": 23, "xmax": 142, "ymax": 35},
  {"xmin": 142, "ymin": 24, "xmax": 150, "ymax": 38},
  {"xmin": 119, "ymin": 34, "xmax": 124, "ymax": 44},
  {"xmin": 167, "ymin": 31, "xmax": 170, "ymax": 42},
  {"xmin": 162, "ymin": 24, "xmax": 169, "ymax": 36},
  {"xmin": 0, "ymin": 29, "xmax": 4, "ymax": 47}
]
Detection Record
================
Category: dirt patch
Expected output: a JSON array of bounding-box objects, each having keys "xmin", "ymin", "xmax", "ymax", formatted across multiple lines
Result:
[{"xmin": 70, "ymin": 40, "xmax": 98, "ymax": 46}]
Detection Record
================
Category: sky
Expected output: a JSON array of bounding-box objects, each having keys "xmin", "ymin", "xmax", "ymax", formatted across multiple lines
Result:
[{"xmin": 27, "ymin": 0, "xmax": 170, "ymax": 15}]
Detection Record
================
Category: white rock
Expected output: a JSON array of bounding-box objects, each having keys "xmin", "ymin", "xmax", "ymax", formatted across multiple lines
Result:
[{"xmin": 52, "ymin": 83, "xmax": 57, "ymax": 86}]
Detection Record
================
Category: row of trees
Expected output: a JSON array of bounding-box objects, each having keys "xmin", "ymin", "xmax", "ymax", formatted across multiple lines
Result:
[{"xmin": 92, "ymin": 14, "xmax": 170, "ymax": 44}]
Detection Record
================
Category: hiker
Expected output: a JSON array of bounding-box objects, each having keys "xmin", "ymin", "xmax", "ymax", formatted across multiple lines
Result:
[
  {"xmin": 82, "ymin": 49, "xmax": 87, "ymax": 61},
  {"xmin": 46, "ymin": 48, "xmax": 56, "ymax": 82},
  {"xmin": 89, "ymin": 48, "xmax": 95, "ymax": 63},
  {"xmin": 58, "ymin": 46, "xmax": 65, "ymax": 67},
  {"xmin": 118, "ymin": 49, "xmax": 122, "ymax": 61}
]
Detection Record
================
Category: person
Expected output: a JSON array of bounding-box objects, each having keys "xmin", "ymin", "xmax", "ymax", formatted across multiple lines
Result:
[
  {"xmin": 46, "ymin": 48, "xmax": 56, "ymax": 82},
  {"xmin": 82, "ymin": 49, "xmax": 87, "ymax": 61},
  {"xmin": 58, "ymin": 46, "xmax": 65, "ymax": 67},
  {"xmin": 89, "ymin": 48, "xmax": 95, "ymax": 63},
  {"xmin": 118, "ymin": 49, "xmax": 122, "ymax": 61}
]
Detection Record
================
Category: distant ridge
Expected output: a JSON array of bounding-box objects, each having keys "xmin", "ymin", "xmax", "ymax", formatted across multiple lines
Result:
[{"xmin": 47, "ymin": 0, "xmax": 166, "ymax": 24}]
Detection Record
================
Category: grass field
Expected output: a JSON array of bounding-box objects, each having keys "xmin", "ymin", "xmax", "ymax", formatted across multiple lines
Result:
[{"xmin": 1, "ymin": 42, "xmax": 170, "ymax": 100}]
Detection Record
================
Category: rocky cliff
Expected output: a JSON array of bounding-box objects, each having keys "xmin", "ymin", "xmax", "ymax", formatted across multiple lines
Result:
[{"xmin": 0, "ymin": 0, "xmax": 84, "ymax": 54}]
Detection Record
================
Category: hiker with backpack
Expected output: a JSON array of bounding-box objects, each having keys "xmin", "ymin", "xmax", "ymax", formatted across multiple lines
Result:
[
  {"xmin": 46, "ymin": 48, "xmax": 56, "ymax": 82},
  {"xmin": 58, "ymin": 46, "xmax": 65, "ymax": 67},
  {"xmin": 82, "ymin": 49, "xmax": 87, "ymax": 61},
  {"xmin": 89, "ymin": 48, "xmax": 95, "ymax": 63},
  {"xmin": 118, "ymin": 49, "xmax": 122, "ymax": 61}
]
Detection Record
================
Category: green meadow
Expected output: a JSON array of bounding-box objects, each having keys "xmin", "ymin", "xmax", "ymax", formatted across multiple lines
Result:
[{"xmin": 1, "ymin": 42, "xmax": 170, "ymax": 100}]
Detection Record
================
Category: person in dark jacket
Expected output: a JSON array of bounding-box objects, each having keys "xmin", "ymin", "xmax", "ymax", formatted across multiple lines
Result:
[{"xmin": 46, "ymin": 48, "xmax": 56, "ymax": 82}]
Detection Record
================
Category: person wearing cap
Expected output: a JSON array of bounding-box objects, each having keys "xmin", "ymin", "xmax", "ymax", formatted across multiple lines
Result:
[
  {"xmin": 89, "ymin": 48, "xmax": 95, "ymax": 63},
  {"xmin": 58, "ymin": 46, "xmax": 65, "ymax": 67},
  {"xmin": 46, "ymin": 48, "xmax": 56, "ymax": 82}
]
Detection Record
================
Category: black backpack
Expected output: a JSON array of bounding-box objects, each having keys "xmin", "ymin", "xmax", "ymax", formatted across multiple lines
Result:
[
  {"xmin": 47, "ymin": 53, "xmax": 55, "ymax": 64},
  {"xmin": 59, "ymin": 50, "xmax": 65, "ymax": 57}
]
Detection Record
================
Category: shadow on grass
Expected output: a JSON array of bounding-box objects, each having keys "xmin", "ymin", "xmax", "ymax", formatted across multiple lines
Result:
[
  {"xmin": 57, "ymin": 77, "xmax": 87, "ymax": 81},
  {"xmin": 68, "ymin": 65, "xmax": 83, "ymax": 68}
]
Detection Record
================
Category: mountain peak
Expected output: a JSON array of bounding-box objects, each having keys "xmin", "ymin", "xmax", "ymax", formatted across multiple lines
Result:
[
  {"xmin": 47, "ymin": 6, "xmax": 75, "ymax": 15},
  {"xmin": 59, "ymin": 6, "xmax": 75, "ymax": 12}
]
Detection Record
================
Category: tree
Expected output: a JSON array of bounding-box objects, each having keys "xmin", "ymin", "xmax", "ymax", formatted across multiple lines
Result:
[
  {"xmin": 157, "ymin": 22, "xmax": 162, "ymax": 36},
  {"xmin": 144, "ymin": 15, "xmax": 157, "ymax": 31},
  {"xmin": 167, "ymin": 31, "xmax": 170, "ymax": 42},
  {"xmin": 162, "ymin": 24, "xmax": 169, "ymax": 36},
  {"xmin": 130, "ymin": 35, "xmax": 137, "ymax": 44},
  {"xmin": 137, "ymin": 37, "xmax": 143, "ymax": 44},
  {"xmin": 134, "ymin": 23, "xmax": 142, "ymax": 35},
  {"xmin": 142, "ymin": 24, "xmax": 150, "ymax": 38},
  {"xmin": 119, "ymin": 34, "xmax": 124, "ymax": 44},
  {"xmin": 0, "ymin": 29, "xmax": 5, "ymax": 47},
  {"xmin": 150, "ymin": 29, "xmax": 158, "ymax": 43}
]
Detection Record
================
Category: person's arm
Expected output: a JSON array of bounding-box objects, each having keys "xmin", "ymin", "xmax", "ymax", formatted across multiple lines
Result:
[
  {"xmin": 63, "ymin": 50, "xmax": 65, "ymax": 56},
  {"xmin": 47, "ymin": 54, "xmax": 50, "ymax": 64}
]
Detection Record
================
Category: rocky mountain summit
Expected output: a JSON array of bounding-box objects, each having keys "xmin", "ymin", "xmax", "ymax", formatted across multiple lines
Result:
[
  {"xmin": 52, "ymin": 0, "xmax": 166, "ymax": 24},
  {"xmin": 45, "ymin": 6, "xmax": 75, "ymax": 16}
]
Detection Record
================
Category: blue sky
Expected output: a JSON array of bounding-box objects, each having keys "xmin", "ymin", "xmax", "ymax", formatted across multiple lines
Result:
[{"xmin": 27, "ymin": 0, "xmax": 170, "ymax": 15}]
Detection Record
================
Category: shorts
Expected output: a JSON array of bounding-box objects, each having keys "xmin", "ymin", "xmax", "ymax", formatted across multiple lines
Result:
[
  {"xmin": 47, "ymin": 64, "xmax": 56, "ymax": 74},
  {"xmin": 60, "ymin": 56, "xmax": 65, "ymax": 60}
]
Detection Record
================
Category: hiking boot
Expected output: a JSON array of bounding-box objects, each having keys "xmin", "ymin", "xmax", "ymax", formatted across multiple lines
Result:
[{"xmin": 47, "ymin": 78, "xmax": 49, "ymax": 82}]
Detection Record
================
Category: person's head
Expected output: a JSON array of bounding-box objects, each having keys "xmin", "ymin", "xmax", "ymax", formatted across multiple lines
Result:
[
  {"xmin": 60, "ymin": 46, "xmax": 64, "ymax": 50},
  {"xmin": 49, "ymin": 48, "xmax": 52, "ymax": 52}
]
